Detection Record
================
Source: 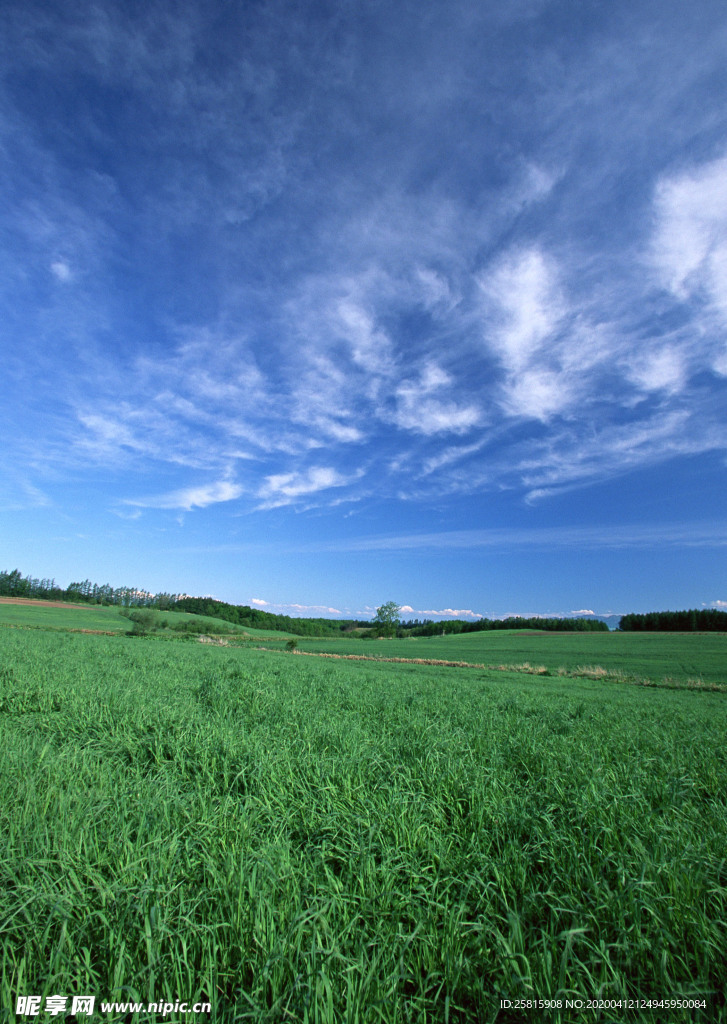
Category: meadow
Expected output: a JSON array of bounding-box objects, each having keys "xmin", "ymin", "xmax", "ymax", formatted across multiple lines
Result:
[
  {"xmin": 0, "ymin": 614, "xmax": 725, "ymax": 1023},
  {"xmin": 0, "ymin": 601, "xmax": 292, "ymax": 639},
  {"xmin": 277, "ymin": 631, "xmax": 727, "ymax": 688}
]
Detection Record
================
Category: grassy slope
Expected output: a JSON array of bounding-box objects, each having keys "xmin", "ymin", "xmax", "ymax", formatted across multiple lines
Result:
[
  {"xmin": 283, "ymin": 630, "xmax": 727, "ymax": 686},
  {"xmin": 1, "ymin": 629, "xmax": 725, "ymax": 1022},
  {"xmin": 0, "ymin": 600, "xmax": 296, "ymax": 638}
]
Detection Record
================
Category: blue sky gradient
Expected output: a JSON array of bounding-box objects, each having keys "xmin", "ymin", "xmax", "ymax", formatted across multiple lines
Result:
[{"xmin": 1, "ymin": 0, "xmax": 726, "ymax": 619}]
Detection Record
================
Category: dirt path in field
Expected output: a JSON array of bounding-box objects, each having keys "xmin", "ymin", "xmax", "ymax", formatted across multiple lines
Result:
[
  {"xmin": 0, "ymin": 597, "xmax": 91, "ymax": 609},
  {"xmin": 290, "ymin": 650, "xmax": 487, "ymax": 669}
]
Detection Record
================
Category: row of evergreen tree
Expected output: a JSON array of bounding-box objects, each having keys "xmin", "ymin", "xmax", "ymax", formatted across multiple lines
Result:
[
  {"xmin": 402, "ymin": 615, "xmax": 609, "ymax": 635},
  {"xmin": 618, "ymin": 608, "xmax": 727, "ymax": 632},
  {"xmin": 0, "ymin": 569, "xmax": 181, "ymax": 610}
]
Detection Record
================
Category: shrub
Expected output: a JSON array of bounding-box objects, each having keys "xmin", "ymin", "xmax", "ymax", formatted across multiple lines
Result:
[{"xmin": 126, "ymin": 609, "xmax": 161, "ymax": 636}]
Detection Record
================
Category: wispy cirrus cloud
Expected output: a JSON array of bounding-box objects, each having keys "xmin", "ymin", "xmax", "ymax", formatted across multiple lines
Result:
[
  {"xmin": 307, "ymin": 521, "xmax": 727, "ymax": 554},
  {"xmin": 256, "ymin": 467, "xmax": 362, "ymax": 510},
  {"xmin": 650, "ymin": 151, "xmax": 727, "ymax": 377},
  {"xmin": 1, "ymin": 0, "xmax": 726, "ymax": 625},
  {"xmin": 480, "ymin": 247, "xmax": 565, "ymax": 377},
  {"xmin": 125, "ymin": 479, "xmax": 244, "ymax": 512},
  {"xmin": 624, "ymin": 346, "xmax": 687, "ymax": 395},
  {"xmin": 173, "ymin": 520, "xmax": 727, "ymax": 557},
  {"xmin": 652, "ymin": 153, "xmax": 727, "ymax": 313},
  {"xmin": 392, "ymin": 364, "xmax": 481, "ymax": 436},
  {"xmin": 0, "ymin": 478, "xmax": 51, "ymax": 512}
]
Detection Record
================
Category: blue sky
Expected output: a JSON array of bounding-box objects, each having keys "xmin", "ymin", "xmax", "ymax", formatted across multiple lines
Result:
[{"xmin": 1, "ymin": 0, "xmax": 726, "ymax": 620}]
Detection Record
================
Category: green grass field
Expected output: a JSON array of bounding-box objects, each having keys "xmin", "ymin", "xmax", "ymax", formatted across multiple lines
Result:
[
  {"xmin": 0, "ymin": 600, "xmax": 130, "ymax": 632},
  {"xmin": 281, "ymin": 630, "xmax": 727, "ymax": 687},
  {"xmin": 0, "ymin": 601, "xmax": 294, "ymax": 639},
  {"xmin": 1, "ymin": 616, "xmax": 725, "ymax": 1023}
]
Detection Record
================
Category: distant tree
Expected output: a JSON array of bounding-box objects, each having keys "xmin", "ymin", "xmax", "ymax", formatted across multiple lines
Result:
[
  {"xmin": 618, "ymin": 608, "xmax": 727, "ymax": 632},
  {"xmin": 0, "ymin": 569, "xmax": 25, "ymax": 596},
  {"xmin": 373, "ymin": 601, "xmax": 401, "ymax": 637}
]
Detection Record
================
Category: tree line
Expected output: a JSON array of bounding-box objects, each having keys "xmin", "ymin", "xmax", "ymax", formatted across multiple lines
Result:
[
  {"xmin": 401, "ymin": 615, "xmax": 609, "ymax": 635},
  {"xmin": 6, "ymin": 567, "xmax": 724, "ymax": 635},
  {"xmin": 0, "ymin": 569, "xmax": 365, "ymax": 636},
  {"xmin": 172, "ymin": 596, "xmax": 365, "ymax": 636},
  {"xmin": 0, "ymin": 569, "xmax": 181, "ymax": 610},
  {"xmin": 0, "ymin": 572, "xmax": 608, "ymax": 635},
  {"xmin": 618, "ymin": 609, "xmax": 727, "ymax": 632}
]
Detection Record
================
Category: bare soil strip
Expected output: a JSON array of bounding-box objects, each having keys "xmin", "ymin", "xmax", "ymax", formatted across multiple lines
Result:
[
  {"xmin": 292, "ymin": 650, "xmax": 486, "ymax": 669},
  {"xmin": 0, "ymin": 597, "xmax": 91, "ymax": 609}
]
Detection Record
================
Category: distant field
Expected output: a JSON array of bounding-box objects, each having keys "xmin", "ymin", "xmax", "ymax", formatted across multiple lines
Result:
[
  {"xmin": 3, "ymin": 602, "xmax": 723, "ymax": 686},
  {"xmin": 0, "ymin": 599, "xmax": 295, "ymax": 639},
  {"xmin": 281, "ymin": 630, "xmax": 727, "ymax": 686},
  {"xmin": 1, "ymin": 627, "xmax": 725, "ymax": 1022}
]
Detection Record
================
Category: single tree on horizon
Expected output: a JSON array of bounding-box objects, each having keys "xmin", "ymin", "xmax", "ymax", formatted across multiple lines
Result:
[{"xmin": 373, "ymin": 601, "xmax": 401, "ymax": 637}]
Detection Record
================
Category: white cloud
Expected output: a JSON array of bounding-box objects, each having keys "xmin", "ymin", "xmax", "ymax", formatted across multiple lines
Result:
[
  {"xmin": 249, "ymin": 599, "xmax": 342, "ymax": 615},
  {"xmin": 125, "ymin": 479, "xmax": 244, "ymax": 511},
  {"xmin": 139, "ymin": 329, "xmax": 270, "ymax": 413},
  {"xmin": 257, "ymin": 466, "xmax": 356, "ymax": 508},
  {"xmin": 285, "ymin": 603, "xmax": 342, "ymax": 614},
  {"xmin": 502, "ymin": 368, "xmax": 573, "ymax": 420},
  {"xmin": 421, "ymin": 441, "xmax": 485, "ymax": 475},
  {"xmin": 0, "ymin": 478, "xmax": 51, "ymax": 512},
  {"xmin": 288, "ymin": 351, "xmax": 366, "ymax": 443},
  {"xmin": 5, "ymin": 3, "xmax": 727, "ymax": 533},
  {"xmin": 363, "ymin": 604, "xmax": 483, "ymax": 620},
  {"xmin": 418, "ymin": 608, "xmax": 484, "ymax": 619},
  {"xmin": 393, "ymin": 363, "xmax": 480, "ymax": 435},
  {"xmin": 75, "ymin": 404, "xmax": 221, "ymax": 470},
  {"xmin": 316, "ymin": 418, "xmax": 364, "ymax": 443},
  {"xmin": 625, "ymin": 346, "xmax": 686, "ymax": 394},
  {"xmin": 571, "ymin": 609, "xmax": 595, "ymax": 615},
  {"xmin": 641, "ymin": 151, "xmax": 727, "ymax": 406},
  {"xmin": 516, "ymin": 408, "xmax": 724, "ymax": 501},
  {"xmin": 480, "ymin": 247, "xmax": 564, "ymax": 373},
  {"xmin": 111, "ymin": 507, "xmax": 143, "ymax": 521},
  {"xmin": 652, "ymin": 152, "xmax": 727, "ymax": 313},
  {"xmin": 477, "ymin": 246, "xmax": 606, "ymax": 422},
  {"xmin": 335, "ymin": 297, "xmax": 393, "ymax": 374},
  {"xmin": 50, "ymin": 260, "xmax": 72, "ymax": 281},
  {"xmin": 415, "ymin": 267, "xmax": 456, "ymax": 311},
  {"xmin": 521, "ymin": 163, "xmax": 560, "ymax": 203},
  {"xmin": 286, "ymin": 272, "xmax": 397, "ymax": 391},
  {"xmin": 77, "ymin": 413, "xmax": 146, "ymax": 454}
]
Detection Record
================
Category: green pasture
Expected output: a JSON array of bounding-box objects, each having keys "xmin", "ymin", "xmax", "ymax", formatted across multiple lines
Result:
[
  {"xmin": 1, "ymin": 628, "xmax": 725, "ymax": 1023},
  {"xmin": 0, "ymin": 601, "xmax": 128, "ymax": 632},
  {"xmin": 0, "ymin": 601, "xmax": 293, "ymax": 639},
  {"xmin": 284, "ymin": 630, "xmax": 727, "ymax": 686}
]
